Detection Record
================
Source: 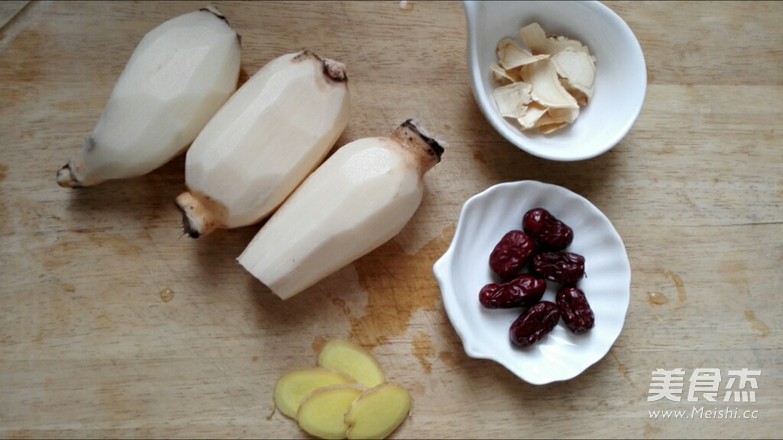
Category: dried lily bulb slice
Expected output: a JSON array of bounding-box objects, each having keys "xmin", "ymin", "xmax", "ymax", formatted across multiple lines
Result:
[
  {"xmin": 516, "ymin": 102, "xmax": 548, "ymax": 129},
  {"xmin": 536, "ymin": 106, "xmax": 580, "ymax": 134},
  {"xmin": 489, "ymin": 22, "xmax": 596, "ymax": 134},
  {"xmin": 537, "ymin": 122, "xmax": 568, "ymax": 134},
  {"xmin": 546, "ymin": 106, "xmax": 580, "ymax": 125},
  {"xmin": 519, "ymin": 22, "xmax": 588, "ymax": 56},
  {"xmin": 490, "ymin": 63, "xmax": 518, "ymax": 85},
  {"xmin": 551, "ymin": 48, "xmax": 596, "ymax": 106},
  {"xmin": 496, "ymin": 37, "xmax": 549, "ymax": 70},
  {"xmin": 522, "ymin": 59, "xmax": 578, "ymax": 110},
  {"xmin": 492, "ymin": 81, "xmax": 532, "ymax": 118}
]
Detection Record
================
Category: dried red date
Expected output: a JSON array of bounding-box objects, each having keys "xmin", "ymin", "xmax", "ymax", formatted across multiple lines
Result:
[
  {"xmin": 488, "ymin": 230, "xmax": 537, "ymax": 278},
  {"xmin": 532, "ymin": 251, "xmax": 585, "ymax": 284},
  {"xmin": 509, "ymin": 301, "xmax": 560, "ymax": 347},
  {"xmin": 556, "ymin": 286, "xmax": 595, "ymax": 334},
  {"xmin": 522, "ymin": 208, "xmax": 574, "ymax": 250},
  {"xmin": 479, "ymin": 274, "xmax": 547, "ymax": 309}
]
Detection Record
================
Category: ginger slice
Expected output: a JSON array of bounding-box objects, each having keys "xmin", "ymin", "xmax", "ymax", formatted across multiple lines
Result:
[
  {"xmin": 297, "ymin": 384, "xmax": 365, "ymax": 440},
  {"xmin": 274, "ymin": 339, "xmax": 414, "ymax": 439},
  {"xmin": 273, "ymin": 367, "xmax": 354, "ymax": 420},
  {"xmin": 317, "ymin": 339, "xmax": 386, "ymax": 389},
  {"xmin": 345, "ymin": 383, "xmax": 412, "ymax": 440}
]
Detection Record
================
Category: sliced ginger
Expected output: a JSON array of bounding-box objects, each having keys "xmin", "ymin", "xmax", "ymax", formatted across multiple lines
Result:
[
  {"xmin": 297, "ymin": 384, "xmax": 365, "ymax": 440},
  {"xmin": 345, "ymin": 383, "xmax": 412, "ymax": 440},
  {"xmin": 273, "ymin": 339, "xmax": 411, "ymax": 439},
  {"xmin": 317, "ymin": 339, "xmax": 386, "ymax": 388},
  {"xmin": 273, "ymin": 367, "xmax": 354, "ymax": 419}
]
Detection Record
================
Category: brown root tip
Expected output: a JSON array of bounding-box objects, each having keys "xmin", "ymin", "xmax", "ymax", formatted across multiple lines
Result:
[
  {"xmin": 401, "ymin": 119, "xmax": 445, "ymax": 162},
  {"xmin": 174, "ymin": 191, "xmax": 222, "ymax": 239},
  {"xmin": 322, "ymin": 58, "xmax": 347, "ymax": 82},
  {"xmin": 56, "ymin": 162, "xmax": 82, "ymax": 188},
  {"xmin": 175, "ymin": 201, "xmax": 201, "ymax": 239},
  {"xmin": 293, "ymin": 50, "xmax": 347, "ymax": 82},
  {"xmin": 200, "ymin": 6, "xmax": 228, "ymax": 23},
  {"xmin": 199, "ymin": 6, "xmax": 240, "ymax": 45}
]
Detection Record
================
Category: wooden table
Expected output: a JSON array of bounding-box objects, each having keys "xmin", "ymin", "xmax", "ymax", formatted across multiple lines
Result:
[{"xmin": 1, "ymin": 1, "xmax": 781, "ymax": 438}]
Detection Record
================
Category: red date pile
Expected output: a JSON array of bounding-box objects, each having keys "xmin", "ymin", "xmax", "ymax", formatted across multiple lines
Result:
[{"xmin": 479, "ymin": 208, "xmax": 595, "ymax": 348}]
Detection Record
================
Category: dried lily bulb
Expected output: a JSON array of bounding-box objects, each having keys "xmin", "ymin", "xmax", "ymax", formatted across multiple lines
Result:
[{"xmin": 489, "ymin": 22, "xmax": 596, "ymax": 134}]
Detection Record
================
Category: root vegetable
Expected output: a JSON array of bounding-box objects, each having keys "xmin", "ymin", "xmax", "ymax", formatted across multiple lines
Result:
[
  {"xmin": 273, "ymin": 367, "xmax": 354, "ymax": 420},
  {"xmin": 345, "ymin": 383, "xmax": 412, "ymax": 440},
  {"xmin": 56, "ymin": 7, "xmax": 241, "ymax": 187},
  {"xmin": 237, "ymin": 119, "xmax": 444, "ymax": 299},
  {"xmin": 176, "ymin": 50, "xmax": 351, "ymax": 237},
  {"xmin": 296, "ymin": 384, "xmax": 365, "ymax": 440},
  {"xmin": 316, "ymin": 339, "xmax": 386, "ymax": 389},
  {"xmin": 272, "ymin": 339, "xmax": 412, "ymax": 439}
]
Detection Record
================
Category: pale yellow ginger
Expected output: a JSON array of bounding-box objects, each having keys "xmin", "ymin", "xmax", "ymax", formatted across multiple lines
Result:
[
  {"xmin": 345, "ymin": 383, "xmax": 412, "ymax": 439},
  {"xmin": 316, "ymin": 339, "xmax": 386, "ymax": 389},
  {"xmin": 273, "ymin": 367, "xmax": 354, "ymax": 419},
  {"xmin": 271, "ymin": 339, "xmax": 414, "ymax": 439}
]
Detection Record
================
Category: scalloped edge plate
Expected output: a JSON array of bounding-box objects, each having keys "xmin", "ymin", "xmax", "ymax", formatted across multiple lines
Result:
[{"xmin": 433, "ymin": 180, "xmax": 631, "ymax": 384}]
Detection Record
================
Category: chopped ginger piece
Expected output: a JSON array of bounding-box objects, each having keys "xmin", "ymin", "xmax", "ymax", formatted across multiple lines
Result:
[
  {"xmin": 273, "ymin": 339, "xmax": 413, "ymax": 440},
  {"xmin": 273, "ymin": 367, "xmax": 354, "ymax": 420},
  {"xmin": 346, "ymin": 383, "xmax": 412, "ymax": 439},
  {"xmin": 297, "ymin": 384, "xmax": 365, "ymax": 439},
  {"xmin": 317, "ymin": 339, "xmax": 386, "ymax": 389}
]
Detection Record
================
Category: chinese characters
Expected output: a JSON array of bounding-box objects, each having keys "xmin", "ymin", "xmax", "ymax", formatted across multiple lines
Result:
[{"xmin": 648, "ymin": 368, "xmax": 760, "ymax": 402}]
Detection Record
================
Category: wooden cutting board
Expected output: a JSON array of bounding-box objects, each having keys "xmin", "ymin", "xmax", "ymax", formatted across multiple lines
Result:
[{"xmin": 1, "ymin": 1, "xmax": 781, "ymax": 438}]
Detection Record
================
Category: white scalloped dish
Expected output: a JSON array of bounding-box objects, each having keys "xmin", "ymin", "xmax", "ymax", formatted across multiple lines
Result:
[{"xmin": 433, "ymin": 181, "xmax": 631, "ymax": 385}]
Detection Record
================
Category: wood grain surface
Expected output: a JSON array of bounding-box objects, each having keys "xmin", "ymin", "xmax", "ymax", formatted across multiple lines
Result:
[{"xmin": 1, "ymin": 1, "xmax": 781, "ymax": 438}]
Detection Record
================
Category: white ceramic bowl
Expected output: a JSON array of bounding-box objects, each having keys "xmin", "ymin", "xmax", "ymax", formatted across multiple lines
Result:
[
  {"xmin": 433, "ymin": 181, "xmax": 631, "ymax": 385},
  {"xmin": 464, "ymin": 1, "xmax": 647, "ymax": 161}
]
